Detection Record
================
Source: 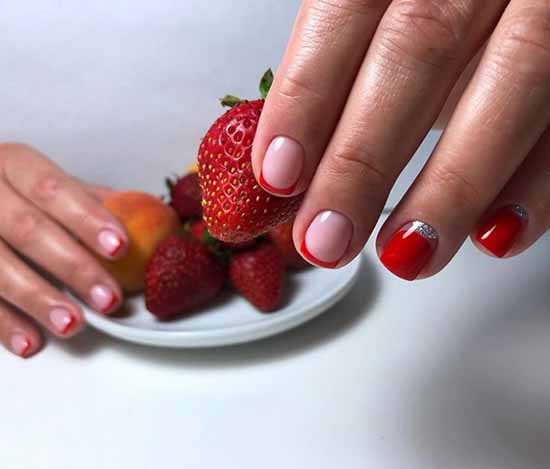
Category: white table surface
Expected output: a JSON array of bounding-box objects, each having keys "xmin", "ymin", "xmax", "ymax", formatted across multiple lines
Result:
[{"xmin": 1, "ymin": 2, "xmax": 549, "ymax": 468}]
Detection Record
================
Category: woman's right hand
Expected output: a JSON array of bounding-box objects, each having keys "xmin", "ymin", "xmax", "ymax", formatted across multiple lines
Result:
[{"xmin": 0, "ymin": 143, "xmax": 128, "ymax": 358}]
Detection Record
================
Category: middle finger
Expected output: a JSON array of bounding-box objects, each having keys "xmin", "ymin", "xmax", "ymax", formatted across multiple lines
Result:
[{"xmin": 295, "ymin": 0, "xmax": 509, "ymax": 267}]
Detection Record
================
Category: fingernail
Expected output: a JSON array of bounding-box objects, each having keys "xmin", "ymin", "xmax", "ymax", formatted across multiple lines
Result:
[
  {"xmin": 49, "ymin": 308, "xmax": 75, "ymax": 334},
  {"xmin": 380, "ymin": 221, "xmax": 439, "ymax": 281},
  {"xmin": 260, "ymin": 136, "xmax": 304, "ymax": 195},
  {"xmin": 475, "ymin": 205, "xmax": 528, "ymax": 258},
  {"xmin": 90, "ymin": 285, "xmax": 119, "ymax": 314},
  {"xmin": 11, "ymin": 333, "xmax": 31, "ymax": 357},
  {"xmin": 98, "ymin": 229, "xmax": 124, "ymax": 258},
  {"xmin": 301, "ymin": 211, "xmax": 353, "ymax": 268}
]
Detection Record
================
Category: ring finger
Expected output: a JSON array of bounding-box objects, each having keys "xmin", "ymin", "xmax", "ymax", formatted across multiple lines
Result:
[{"xmin": 0, "ymin": 181, "xmax": 122, "ymax": 313}]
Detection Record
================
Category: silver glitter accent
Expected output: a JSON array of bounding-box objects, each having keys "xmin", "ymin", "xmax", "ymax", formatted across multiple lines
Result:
[
  {"xmin": 412, "ymin": 221, "xmax": 438, "ymax": 240},
  {"xmin": 510, "ymin": 205, "xmax": 528, "ymax": 221}
]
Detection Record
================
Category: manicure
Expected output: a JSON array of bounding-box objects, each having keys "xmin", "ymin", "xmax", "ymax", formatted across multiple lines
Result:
[
  {"xmin": 476, "ymin": 205, "xmax": 528, "ymax": 258},
  {"xmin": 98, "ymin": 228, "xmax": 125, "ymax": 258},
  {"xmin": 260, "ymin": 136, "xmax": 304, "ymax": 195},
  {"xmin": 11, "ymin": 333, "xmax": 31, "ymax": 357},
  {"xmin": 49, "ymin": 308, "xmax": 75, "ymax": 334},
  {"xmin": 380, "ymin": 221, "xmax": 439, "ymax": 281},
  {"xmin": 90, "ymin": 284, "xmax": 119, "ymax": 313},
  {"xmin": 301, "ymin": 210, "xmax": 353, "ymax": 268}
]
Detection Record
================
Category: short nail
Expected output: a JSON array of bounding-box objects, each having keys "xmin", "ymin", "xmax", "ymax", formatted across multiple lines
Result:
[
  {"xmin": 11, "ymin": 333, "xmax": 31, "ymax": 357},
  {"xmin": 90, "ymin": 285, "xmax": 119, "ymax": 313},
  {"xmin": 475, "ymin": 205, "xmax": 528, "ymax": 258},
  {"xmin": 260, "ymin": 136, "xmax": 304, "ymax": 195},
  {"xmin": 301, "ymin": 211, "xmax": 353, "ymax": 268},
  {"xmin": 380, "ymin": 221, "xmax": 439, "ymax": 281},
  {"xmin": 98, "ymin": 229, "xmax": 124, "ymax": 257},
  {"xmin": 49, "ymin": 308, "xmax": 76, "ymax": 334}
]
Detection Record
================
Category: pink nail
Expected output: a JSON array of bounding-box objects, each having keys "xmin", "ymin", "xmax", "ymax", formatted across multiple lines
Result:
[
  {"xmin": 301, "ymin": 211, "xmax": 353, "ymax": 268},
  {"xmin": 98, "ymin": 229, "xmax": 124, "ymax": 257},
  {"xmin": 11, "ymin": 333, "xmax": 31, "ymax": 357},
  {"xmin": 49, "ymin": 308, "xmax": 75, "ymax": 334},
  {"xmin": 260, "ymin": 136, "xmax": 304, "ymax": 195},
  {"xmin": 90, "ymin": 285, "xmax": 119, "ymax": 313}
]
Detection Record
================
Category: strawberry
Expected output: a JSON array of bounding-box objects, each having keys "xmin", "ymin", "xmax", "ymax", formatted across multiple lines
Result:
[
  {"xmin": 269, "ymin": 221, "xmax": 310, "ymax": 270},
  {"xmin": 145, "ymin": 235, "xmax": 225, "ymax": 319},
  {"xmin": 167, "ymin": 172, "xmax": 202, "ymax": 221},
  {"xmin": 229, "ymin": 242, "xmax": 285, "ymax": 312},
  {"xmin": 190, "ymin": 219, "xmax": 257, "ymax": 251},
  {"xmin": 197, "ymin": 70, "xmax": 301, "ymax": 244}
]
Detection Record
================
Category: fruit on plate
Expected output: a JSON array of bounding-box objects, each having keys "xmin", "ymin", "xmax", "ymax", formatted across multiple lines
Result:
[
  {"xmin": 229, "ymin": 242, "xmax": 285, "ymax": 312},
  {"xmin": 197, "ymin": 70, "xmax": 302, "ymax": 244},
  {"xmin": 190, "ymin": 219, "xmax": 257, "ymax": 251},
  {"xmin": 145, "ymin": 235, "xmax": 226, "ymax": 319},
  {"xmin": 101, "ymin": 191, "xmax": 180, "ymax": 293},
  {"xmin": 269, "ymin": 221, "xmax": 310, "ymax": 270},
  {"xmin": 167, "ymin": 172, "xmax": 202, "ymax": 221}
]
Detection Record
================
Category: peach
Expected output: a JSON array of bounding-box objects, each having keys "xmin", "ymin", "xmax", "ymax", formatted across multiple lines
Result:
[{"xmin": 101, "ymin": 191, "xmax": 180, "ymax": 293}]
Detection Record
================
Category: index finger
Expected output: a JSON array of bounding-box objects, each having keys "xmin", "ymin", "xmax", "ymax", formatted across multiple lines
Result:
[{"xmin": 0, "ymin": 143, "xmax": 128, "ymax": 260}]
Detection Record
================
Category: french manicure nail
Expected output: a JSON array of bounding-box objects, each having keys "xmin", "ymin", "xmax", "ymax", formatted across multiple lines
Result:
[
  {"xmin": 49, "ymin": 308, "xmax": 75, "ymax": 334},
  {"xmin": 476, "ymin": 205, "xmax": 528, "ymax": 258},
  {"xmin": 90, "ymin": 285, "xmax": 119, "ymax": 313},
  {"xmin": 11, "ymin": 333, "xmax": 31, "ymax": 357},
  {"xmin": 260, "ymin": 136, "xmax": 304, "ymax": 195},
  {"xmin": 301, "ymin": 211, "xmax": 353, "ymax": 268},
  {"xmin": 380, "ymin": 221, "xmax": 439, "ymax": 281},
  {"xmin": 98, "ymin": 229, "xmax": 124, "ymax": 257}
]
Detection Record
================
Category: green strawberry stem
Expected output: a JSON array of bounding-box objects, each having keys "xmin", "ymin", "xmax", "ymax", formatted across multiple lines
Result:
[
  {"xmin": 220, "ymin": 68, "xmax": 274, "ymax": 108},
  {"xmin": 220, "ymin": 95, "xmax": 243, "ymax": 108},
  {"xmin": 259, "ymin": 68, "xmax": 274, "ymax": 99}
]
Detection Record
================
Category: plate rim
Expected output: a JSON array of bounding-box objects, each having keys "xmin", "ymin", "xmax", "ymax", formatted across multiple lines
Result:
[{"xmin": 83, "ymin": 255, "xmax": 364, "ymax": 348}]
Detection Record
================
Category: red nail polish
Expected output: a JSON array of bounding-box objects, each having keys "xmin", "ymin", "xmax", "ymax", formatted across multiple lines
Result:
[
  {"xmin": 259, "ymin": 171, "xmax": 297, "ymax": 196},
  {"xmin": 380, "ymin": 221, "xmax": 438, "ymax": 281},
  {"xmin": 300, "ymin": 239, "xmax": 339, "ymax": 269},
  {"xmin": 475, "ymin": 205, "xmax": 528, "ymax": 258}
]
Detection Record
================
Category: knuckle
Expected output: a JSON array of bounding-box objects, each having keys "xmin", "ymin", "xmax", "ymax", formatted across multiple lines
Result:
[
  {"xmin": 328, "ymin": 148, "xmax": 391, "ymax": 190},
  {"xmin": 492, "ymin": 8, "xmax": 550, "ymax": 88},
  {"xmin": 379, "ymin": 0, "xmax": 475, "ymax": 69},
  {"xmin": 32, "ymin": 172, "xmax": 62, "ymax": 203},
  {"xmin": 276, "ymin": 73, "xmax": 325, "ymax": 106},
  {"xmin": 427, "ymin": 163, "xmax": 482, "ymax": 213},
  {"xmin": 315, "ymin": 0, "xmax": 389, "ymax": 17},
  {"xmin": 9, "ymin": 211, "xmax": 41, "ymax": 247}
]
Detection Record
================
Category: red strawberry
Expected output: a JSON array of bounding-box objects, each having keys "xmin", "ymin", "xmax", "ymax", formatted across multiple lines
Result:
[
  {"xmin": 167, "ymin": 172, "xmax": 202, "ymax": 220},
  {"xmin": 190, "ymin": 219, "xmax": 256, "ymax": 251},
  {"xmin": 269, "ymin": 221, "xmax": 310, "ymax": 270},
  {"xmin": 145, "ymin": 235, "xmax": 225, "ymax": 319},
  {"xmin": 229, "ymin": 242, "xmax": 285, "ymax": 312},
  {"xmin": 197, "ymin": 72, "xmax": 301, "ymax": 244}
]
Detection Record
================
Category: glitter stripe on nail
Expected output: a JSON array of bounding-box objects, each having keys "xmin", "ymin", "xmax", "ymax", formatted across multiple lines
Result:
[
  {"xmin": 411, "ymin": 221, "xmax": 439, "ymax": 240},
  {"xmin": 510, "ymin": 205, "xmax": 528, "ymax": 221}
]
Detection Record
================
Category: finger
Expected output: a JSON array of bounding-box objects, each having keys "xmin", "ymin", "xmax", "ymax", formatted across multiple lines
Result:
[
  {"xmin": 252, "ymin": 0, "xmax": 392, "ymax": 196},
  {"xmin": 377, "ymin": 0, "xmax": 550, "ymax": 280},
  {"xmin": 80, "ymin": 179, "xmax": 119, "ymax": 203},
  {"xmin": 0, "ymin": 181, "xmax": 123, "ymax": 314},
  {"xmin": 0, "ymin": 143, "xmax": 128, "ymax": 260},
  {"xmin": 0, "ymin": 299, "xmax": 42, "ymax": 358},
  {"xmin": 0, "ymin": 238, "xmax": 84, "ymax": 337},
  {"xmin": 473, "ymin": 128, "xmax": 550, "ymax": 258},
  {"xmin": 293, "ymin": 0, "xmax": 509, "ymax": 268}
]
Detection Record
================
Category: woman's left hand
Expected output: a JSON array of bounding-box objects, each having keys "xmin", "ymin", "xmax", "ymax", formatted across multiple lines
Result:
[{"xmin": 252, "ymin": 0, "xmax": 550, "ymax": 279}]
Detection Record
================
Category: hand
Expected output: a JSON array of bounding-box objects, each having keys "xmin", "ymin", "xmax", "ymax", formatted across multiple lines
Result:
[
  {"xmin": 252, "ymin": 0, "xmax": 550, "ymax": 279},
  {"xmin": 0, "ymin": 143, "xmax": 128, "ymax": 358}
]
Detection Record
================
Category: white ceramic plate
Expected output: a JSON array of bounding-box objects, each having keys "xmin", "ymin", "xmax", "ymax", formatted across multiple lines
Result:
[{"xmin": 81, "ymin": 255, "xmax": 363, "ymax": 348}]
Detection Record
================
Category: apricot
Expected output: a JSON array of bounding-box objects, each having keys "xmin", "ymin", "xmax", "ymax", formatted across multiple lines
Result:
[{"xmin": 101, "ymin": 191, "xmax": 180, "ymax": 293}]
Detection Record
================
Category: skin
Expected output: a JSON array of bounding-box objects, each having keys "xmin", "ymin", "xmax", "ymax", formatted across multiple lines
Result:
[
  {"xmin": 252, "ymin": 0, "xmax": 550, "ymax": 273},
  {"xmin": 0, "ymin": 143, "xmax": 127, "ymax": 358},
  {"xmin": 3, "ymin": 0, "xmax": 549, "ymax": 357}
]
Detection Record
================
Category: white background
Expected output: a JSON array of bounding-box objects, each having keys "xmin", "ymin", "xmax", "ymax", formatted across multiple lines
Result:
[{"xmin": 1, "ymin": 1, "xmax": 549, "ymax": 468}]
